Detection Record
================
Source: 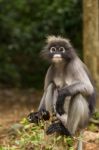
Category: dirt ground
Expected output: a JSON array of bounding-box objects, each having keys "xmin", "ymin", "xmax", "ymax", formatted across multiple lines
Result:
[
  {"xmin": 0, "ymin": 89, "xmax": 99, "ymax": 149},
  {"xmin": 0, "ymin": 89, "xmax": 41, "ymax": 145}
]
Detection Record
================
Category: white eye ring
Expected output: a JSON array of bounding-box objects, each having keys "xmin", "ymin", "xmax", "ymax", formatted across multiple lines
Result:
[
  {"xmin": 59, "ymin": 47, "xmax": 65, "ymax": 53},
  {"xmin": 50, "ymin": 47, "xmax": 56, "ymax": 53}
]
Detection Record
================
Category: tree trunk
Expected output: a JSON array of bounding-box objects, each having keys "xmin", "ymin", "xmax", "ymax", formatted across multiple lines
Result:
[{"xmin": 83, "ymin": 0, "xmax": 99, "ymax": 108}]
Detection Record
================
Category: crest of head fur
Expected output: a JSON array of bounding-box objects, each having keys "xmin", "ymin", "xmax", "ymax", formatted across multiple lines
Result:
[{"xmin": 46, "ymin": 35, "xmax": 70, "ymax": 44}]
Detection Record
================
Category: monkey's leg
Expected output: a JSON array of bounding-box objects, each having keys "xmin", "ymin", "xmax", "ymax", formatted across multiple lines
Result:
[
  {"xmin": 44, "ymin": 83, "xmax": 56, "ymax": 113},
  {"xmin": 67, "ymin": 94, "xmax": 89, "ymax": 135},
  {"xmin": 46, "ymin": 95, "xmax": 71, "ymax": 136},
  {"xmin": 48, "ymin": 94, "xmax": 89, "ymax": 137}
]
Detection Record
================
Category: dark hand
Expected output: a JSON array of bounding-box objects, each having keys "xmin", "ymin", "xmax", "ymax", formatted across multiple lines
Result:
[
  {"xmin": 56, "ymin": 92, "xmax": 66, "ymax": 115},
  {"xmin": 27, "ymin": 109, "xmax": 50, "ymax": 124},
  {"xmin": 27, "ymin": 112, "xmax": 40, "ymax": 123},
  {"xmin": 56, "ymin": 88, "xmax": 70, "ymax": 115}
]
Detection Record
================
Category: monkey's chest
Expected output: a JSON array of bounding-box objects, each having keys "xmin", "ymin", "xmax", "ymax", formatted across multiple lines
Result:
[
  {"xmin": 53, "ymin": 74, "xmax": 65, "ymax": 88},
  {"xmin": 54, "ymin": 78, "xmax": 64, "ymax": 88},
  {"xmin": 53, "ymin": 73, "xmax": 73, "ymax": 88}
]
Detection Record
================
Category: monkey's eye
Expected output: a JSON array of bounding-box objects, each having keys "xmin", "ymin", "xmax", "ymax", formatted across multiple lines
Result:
[
  {"xmin": 59, "ymin": 47, "xmax": 65, "ymax": 53},
  {"xmin": 50, "ymin": 47, "xmax": 56, "ymax": 53}
]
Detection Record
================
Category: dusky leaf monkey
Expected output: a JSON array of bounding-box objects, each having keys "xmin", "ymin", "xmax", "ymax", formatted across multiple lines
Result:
[{"xmin": 28, "ymin": 36, "xmax": 96, "ymax": 136}]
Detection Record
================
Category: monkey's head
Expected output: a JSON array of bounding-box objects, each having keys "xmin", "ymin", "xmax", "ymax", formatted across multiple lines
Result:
[{"xmin": 41, "ymin": 36, "xmax": 76, "ymax": 63}]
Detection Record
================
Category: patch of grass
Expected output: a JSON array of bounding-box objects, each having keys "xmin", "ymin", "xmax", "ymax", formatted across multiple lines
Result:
[
  {"xmin": 88, "ymin": 123, "xmax": 98, "ymax": 132},
  {"xmin": 0, "ymin": 118, "xmax": 74, "ymax": 150},
  {"xmin": 1, "ymin": 111, "xmax": 99, "ymax": 150},
  {"xmin": 93, "ymin": 111, "xmax": 99, "ymax": 120}
]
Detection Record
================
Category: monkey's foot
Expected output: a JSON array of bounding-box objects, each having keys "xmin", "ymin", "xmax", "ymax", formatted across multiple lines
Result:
[
  {"xmin": 46, "ymin": 122, "xmax": 71, "ymax": 136},
  {"xmin": 27, "ymin": 109, "xmax": 50, "ymax": 123}
]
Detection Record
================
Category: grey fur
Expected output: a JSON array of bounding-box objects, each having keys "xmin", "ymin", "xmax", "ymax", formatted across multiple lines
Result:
[{"xmin": 38, "ymin": 36, "xmax": 95, "ymax": 135}]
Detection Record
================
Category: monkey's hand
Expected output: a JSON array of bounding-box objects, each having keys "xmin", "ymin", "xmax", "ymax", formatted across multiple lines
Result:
[
  {"xmin": 27, "ymin": 112, "xmax": 40, "ymax": 123},
  {"xmin": 56, "ymin": 88, "xmax": 71, "ymax": 115},
  {"xmin": 27, "ymin": 109, "xmax": 50, "ymax": 124},
  {"xmin": 56, "ymin": 93, "xmax": 65, "ymax": 115}
]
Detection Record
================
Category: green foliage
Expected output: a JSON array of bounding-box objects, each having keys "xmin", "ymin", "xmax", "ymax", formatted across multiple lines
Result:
[
  {"xmin": 88, "ymin": 110, "xmax": 99, "ymax": 132},
  {"xmin": 88, "ymin": 123, "xmax": 98, "ymax": 132},
  {"xmin": 93, "ymin": 110, "xmax": 99, "ymax": 120},
  {"xmin": 0, "ymin": 118, "xmax": 74, "ymax": 150},
  {"xmin": 0, "ymin": 0, "xmax": 82, "ymax": 88}
]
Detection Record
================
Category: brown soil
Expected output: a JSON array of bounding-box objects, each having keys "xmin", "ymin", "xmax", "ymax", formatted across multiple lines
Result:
[{"xmin": 0, "ymin": 89, "xmax": 41, "ymax": 145}]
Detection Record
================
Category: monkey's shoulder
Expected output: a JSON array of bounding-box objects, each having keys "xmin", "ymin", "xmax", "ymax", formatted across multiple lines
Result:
[{"xmin": 66, "ymin": 58, "xmax": 90, "ymax": 80}]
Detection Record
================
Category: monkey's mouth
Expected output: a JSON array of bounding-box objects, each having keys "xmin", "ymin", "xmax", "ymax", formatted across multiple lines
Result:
[{"xmin": 52, "ymin": 54, "xmax": 63, "ymax": 62}]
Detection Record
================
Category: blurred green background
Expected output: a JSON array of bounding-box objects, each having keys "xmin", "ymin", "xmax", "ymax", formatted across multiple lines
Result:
[{"xmin": 0, "ymin": 0, "xmax": 82, "ymax": 89}]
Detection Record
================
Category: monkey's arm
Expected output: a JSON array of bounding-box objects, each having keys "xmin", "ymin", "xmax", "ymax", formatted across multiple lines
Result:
[
  {"xmin": 28, "ymin": 67, "xmax": 54, "ymax": 123},
  {"xmin": 38, "ymin": 91, "xmax": 47, "ymax": 111},
  {"xmin": 59, "ymin": 61, "xmax": 94, "ymax": 97},
  {"xmin": 38, "ymin": 66, "xmax": 54, "ymax": 111},
  {"xmin": 27, "ymin": 89, "xmax": 50, "ymax": 123},
  {"xmin": 27, "ymin": 89, "xmax": 49, "ymax": 123},
  {"xmin": 56, "ymin": 81, "xmax": 94, "ymax": 115},
  {"xmin": 58, "ymin": 81, "xmax": 94, "ymax": 97}
]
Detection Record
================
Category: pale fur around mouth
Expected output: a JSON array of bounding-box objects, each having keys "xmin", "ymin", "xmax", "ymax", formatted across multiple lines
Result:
[
  {"xmin": 52, "ymin": 54, "xmax": 63, "ymax": 62},
  {"xmin": 52, "ymin": 58, "xmax": 63, "ymax": 62}
]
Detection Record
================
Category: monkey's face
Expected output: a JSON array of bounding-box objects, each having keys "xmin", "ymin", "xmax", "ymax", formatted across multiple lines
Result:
[
  {"xmin": 41, "ymin": 36, "xmax": 75, "ymax": 63},
  {"xmin": 47, "ymin": 41, "xmax": 73, "ymax": 63},
  {"xmin": 48, "ymin": 42, "xmax": 66, "ymax": 63}
]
